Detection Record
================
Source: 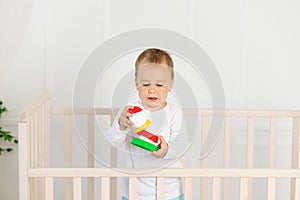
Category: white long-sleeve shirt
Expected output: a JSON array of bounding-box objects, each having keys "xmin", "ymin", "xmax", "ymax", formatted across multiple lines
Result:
[{"xmin": 105, "ymin": 100, "xmax": 189, "ymax": 199}]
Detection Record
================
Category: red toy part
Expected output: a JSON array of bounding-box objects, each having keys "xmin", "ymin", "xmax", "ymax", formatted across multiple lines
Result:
[
  {"xmin": 128, "ymin": 106, "xmax": 142, "ymax": 114},
  {"xmin": 137, "ymin": 130, "xmax": 159, "ymax": 143}
]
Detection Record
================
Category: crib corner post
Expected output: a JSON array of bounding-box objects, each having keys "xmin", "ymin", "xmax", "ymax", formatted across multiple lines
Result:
[{"xmin": 19, "ymin": 122, "xmax": 30, "ymax": 200}]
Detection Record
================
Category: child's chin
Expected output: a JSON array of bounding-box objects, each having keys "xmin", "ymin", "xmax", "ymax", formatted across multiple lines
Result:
[{"xmin": 145, "ymin": 104, "xmax": 163, "ymax": 111}]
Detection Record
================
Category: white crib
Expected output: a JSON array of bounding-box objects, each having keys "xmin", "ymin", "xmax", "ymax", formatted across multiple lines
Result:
[{"xmin": 18, "ymin": 91, "xmax": 300, "ymax": 200}]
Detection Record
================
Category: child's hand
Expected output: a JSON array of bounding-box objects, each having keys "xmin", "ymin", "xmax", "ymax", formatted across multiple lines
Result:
[
  {"xmin": 118, "ymin": 106, "xmax": 134, "ymax": 131},
  {"xmin": 152, "ymin": 136, "xmax": 168, "ymax": 158}
]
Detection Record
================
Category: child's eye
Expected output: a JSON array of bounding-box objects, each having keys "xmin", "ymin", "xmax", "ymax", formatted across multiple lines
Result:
[
  {"xmin": 142, "ymin": 83, "xmax": 150, "ymax": 87},
  {"xmin": 156, "ymin": 83, "xmax": 164, "ymax": 87}
]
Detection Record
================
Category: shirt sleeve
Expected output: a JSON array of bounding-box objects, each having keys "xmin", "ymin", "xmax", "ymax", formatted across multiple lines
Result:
[
  {"xmin": 104, "ymin": 107, "xmax": 130, "ymax": 148},
  {"xmin": 163, "ymin": 109, "xmax": 190, "ymax": 160}
]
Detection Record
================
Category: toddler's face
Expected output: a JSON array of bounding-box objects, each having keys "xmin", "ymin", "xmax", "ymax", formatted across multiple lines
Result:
[{"xmin": 135, "ymin": 64, "xmax": 174, "ymax": 111}]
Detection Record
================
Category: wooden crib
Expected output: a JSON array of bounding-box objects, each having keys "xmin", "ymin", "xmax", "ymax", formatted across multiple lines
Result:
[{"xmin": 18, "ymin": 91, "xmax": 300, "ymax": 200}]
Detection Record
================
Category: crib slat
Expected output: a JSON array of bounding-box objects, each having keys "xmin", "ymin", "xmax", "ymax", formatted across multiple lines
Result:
[
  {"xmin": 157, "ymin": 177, "xmax": 165, "ymax": 200},
  {"xmin": 64, "ymin": 115, "xmax": 72, "ymax": 166},
  {"xmin": 224, "ymin": 117, "xmax": 232, "ymax": 167},
  {"xmin": 45, "ymin": 178, "xmax": 53, "ymax": 200},
  {"xmin": 184, "ymin": 177, "xmax": 193, "ymax": 200},
  {"xmin": 34, "ymin": 111, "xmax": 38, "ymax": 169},
  {"xmin": 44, "ymin": 101, "xmax": 51, "ymax": 200},
  {"xmin": 212, "ymin": 178, "xmax": 221, "ymax": 200},
  {"xmin": 30, "ymin": 116, "xmax": 34, "ymax": 168},
  {"xmin": 247, "ymin": 117, "xmax": 254, "ymax": 200},
  {"xmin": 41, "ymin": 105, "xmax": 46, "ymax": 199},
  {"xmin": 38, "ymin": 106, "xmax": 43, "ymax": 200},
  {"xmin": 30, "ymin": 116, "xmax": 35, "ymax": 200},
  {"xmin": 44, "ymin": 100, "xmax": 51, "ymax": 168},
  {"xmin": 295, "ymin": 178, "xmax": 300, "ymax": 200},
  {"xmin": 87, "ymin": 115, "xmax": 94, "ymax": 200},
  {"xmin": 269, "ymin": 117, "xmax": 277, "ymax": 168},
  {"xmin": 34, "ymin": 112, "xmax": 39, "ymax": 200},
  {"xmin": 39, "ymin": 106, "xmax": 43, "ymax": 168},
  {"xmin": 129, "ymin": 177, "xmax": 138, "ymax": 200},
  {"xmin": 224, "ymin": 177, "xmax": 230, "ymax": 200},
  {"xmin": 65, "ymin": 179, "xmax": 72, "ymax": 199},
  {"xmin": 224, "ymin": 117, "xmax": 232, "ymax": 200},
  {"xmin": 41, "ymin": 105, "xmax": 45, "ymax": 168},
  {"xmin": 200, "ymin": 116, "xmax": 209, "ymax": 200},
  {"xmin": 19, "ymin": 122, "xmax": 30, "ymax": 200},
  {"xmin": 247, "ymin": 117, "xmax": 254, "ymax": 168},
  {"xmin": 200, "ymin": 116, "xmax": 209, "ymax": 162},
  {"xmin": 240, "ymin": 178, "xmax": 248, "ymax": 200},
  {"xmin": 73, "ymin": 177, "xmax": 82, "ymax": 200},
  {"xmin": 110, "ymin": 114, "xmax": 117, "ymax": 200},
  {"xmin": 267, "ymin": 178, "xmax": 276, "ymax": 200},
  {"xmin": 101, "ymin": 177, "xmax": 110, "ymax": 200},
  {"xmin": 291, "ymin": 117, "xmax": 300, "ymax": 200},
  {"xmin": 64, "ymin": 115, "xmax": 72, "ymax": 200}
]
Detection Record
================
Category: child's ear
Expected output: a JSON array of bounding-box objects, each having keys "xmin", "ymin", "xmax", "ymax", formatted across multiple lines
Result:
[{"xmin": 135, "ymin": 78, "xmax": 138, "ymax": 89}]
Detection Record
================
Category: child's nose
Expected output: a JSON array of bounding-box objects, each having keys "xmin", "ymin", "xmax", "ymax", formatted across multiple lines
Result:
[{"xmin": 148, "ymin": 84, "xmax": 156, "ymax": 93}]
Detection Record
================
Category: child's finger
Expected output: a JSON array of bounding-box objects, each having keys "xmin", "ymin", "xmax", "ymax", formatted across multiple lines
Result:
[
  {"xmin": 122, "ymin": 106, "xmax": 134, "ymax": 118},
  {"xmin": 152, "ymin": 147, "xmax": 167, "ymax": 158},
  {"xmin": 152, "ymin": 136, "xmax": 168, "ymax": 158},
  {"xmin": 158, "ymin": 135, "xmax": 167, "ymax": 145},
  {"xmin": 126, "ymin": 107, "xmax": 134, "ymax": 117},
  {"xmin": 126, "ymin": 118, "xmax": 133, "ymax": 127},
  {"xmin": 121, "ymin": 118, "xmax": 127, "ymax": 127}
]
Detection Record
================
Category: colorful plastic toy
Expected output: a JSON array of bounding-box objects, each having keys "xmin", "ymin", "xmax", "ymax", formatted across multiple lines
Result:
[
  {"xmin": 130, "ymin": 138, "xmax": 158, "ymax": 152},
  {"xmin": 128, "ymin": 106, "xmax": 159, "ymax": 151}
]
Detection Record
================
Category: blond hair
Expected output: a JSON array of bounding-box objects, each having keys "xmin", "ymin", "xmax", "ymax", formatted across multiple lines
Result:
[{"xmin": 135, "ymin": 48, "xmax": 174, "ymax": 79}]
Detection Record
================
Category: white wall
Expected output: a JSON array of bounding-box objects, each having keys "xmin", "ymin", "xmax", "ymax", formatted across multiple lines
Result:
[
  {"xmin": 242, "ymin": 0, "xmax": 300, "ymax": 109},
  {"xmin": 1, "ymin": 0, "xmax": 300, "ymax": 199},
  {"xmin": 0, "ymin": 0, "xmax": 45, "ymax": 199}
]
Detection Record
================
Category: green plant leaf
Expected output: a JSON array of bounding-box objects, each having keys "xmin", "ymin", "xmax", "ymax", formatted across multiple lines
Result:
[
  {"xmin": 7, "ymin": 135, "xmax": 13, "ymax": 142},
  {"xmin": 0, "ymin": 100, "xmax": 17, "ymax": 155}
]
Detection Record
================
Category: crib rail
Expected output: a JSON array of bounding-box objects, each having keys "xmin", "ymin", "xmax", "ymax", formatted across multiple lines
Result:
[
  {"xmin": 27, "ymin": 168, "xmax": 300, "ymax": 200},
  {"xmin": 18, "ymin": 91, "xmax": 300, "ymax": 200}
]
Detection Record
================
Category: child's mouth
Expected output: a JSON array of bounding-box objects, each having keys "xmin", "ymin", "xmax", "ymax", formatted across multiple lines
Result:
[{"xmin": 147, "ymin": 97, "xmax": 158, "ymax": 101}]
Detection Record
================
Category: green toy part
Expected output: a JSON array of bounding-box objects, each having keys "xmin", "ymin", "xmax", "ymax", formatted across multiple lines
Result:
[{"xmin": 130, "ymin": 138, "xmax": 158, "ymax": 152}]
